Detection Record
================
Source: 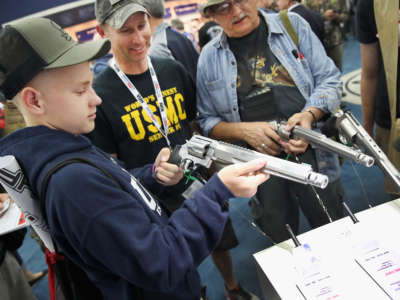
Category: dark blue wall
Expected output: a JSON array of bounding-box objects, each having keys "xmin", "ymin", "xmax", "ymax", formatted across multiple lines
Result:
[{"xmin": 1, "ymin": 0, "xmax": 79, "ymax": 25}]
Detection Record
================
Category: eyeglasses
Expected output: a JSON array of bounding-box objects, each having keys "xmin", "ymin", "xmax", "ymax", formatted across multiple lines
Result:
[{"xmin": 208, "ymin": 0, "xmax": 248, "ymax": 15}]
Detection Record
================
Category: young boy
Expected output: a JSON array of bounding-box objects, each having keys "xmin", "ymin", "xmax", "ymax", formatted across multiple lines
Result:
[{"xmin": 0, "ymin": 17, "xmax": 268, "ymax": 300}]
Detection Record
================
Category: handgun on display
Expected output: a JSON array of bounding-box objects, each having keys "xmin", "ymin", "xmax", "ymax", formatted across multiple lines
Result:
[
  {"xmin": 269, "ymin": 120, "xmax": 375, "ymax": 168},
  {"xmin": 334, "ymin": 109, "xmax": 400, "ymax": 190},
  {"xmin": 168, "ymin": 135, "xmax": 329, "ymax": 189}
]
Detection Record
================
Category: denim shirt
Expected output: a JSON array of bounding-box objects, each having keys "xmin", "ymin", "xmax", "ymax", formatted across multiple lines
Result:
[{"xmin": 196, "ymin": 10, "xmax": 342, "ymax": 181}]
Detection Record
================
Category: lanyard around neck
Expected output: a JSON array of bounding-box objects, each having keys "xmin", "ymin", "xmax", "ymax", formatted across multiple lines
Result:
[{"xmin": 110, "ymin": 56, "xmax": 171, "ymax": 148}]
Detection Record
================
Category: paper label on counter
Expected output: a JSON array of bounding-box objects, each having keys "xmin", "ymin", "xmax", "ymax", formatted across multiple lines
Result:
[
  {"xmin": 293, "ymin": 244, "xmax": 343, "ymax": 300},
  {"xmin": 354, "ymin": 240, "xmax": 400, "ymax": 299}
]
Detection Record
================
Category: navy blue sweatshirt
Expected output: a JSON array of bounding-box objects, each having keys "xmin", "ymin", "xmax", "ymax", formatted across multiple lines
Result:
[{"xmin": 0, "ymin": 126, "xmax": 232, "ymax": 300}]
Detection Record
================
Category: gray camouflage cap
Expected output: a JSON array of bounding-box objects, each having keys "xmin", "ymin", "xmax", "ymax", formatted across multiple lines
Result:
[
  {"xmin": 202, "ymin": 0, "xmax": 226, "ymax": 12},
  {"xmin": 95, "ymin": 0, "xmax": 149, "ymax": 29}
]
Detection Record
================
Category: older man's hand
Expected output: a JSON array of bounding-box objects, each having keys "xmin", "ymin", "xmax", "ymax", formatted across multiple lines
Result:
[
  {"xmin": 280, "ymin": 111, "xmax": 314, "ymax": 154},
  {"xmin": 242, "ymin": 122, "xmax": 282, "ymax": 155}
]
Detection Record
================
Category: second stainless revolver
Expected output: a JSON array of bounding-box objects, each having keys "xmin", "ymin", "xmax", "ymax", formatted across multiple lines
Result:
[{"xmin": 269, "ymin": 120, "xmax": 374, "ymax": 167}]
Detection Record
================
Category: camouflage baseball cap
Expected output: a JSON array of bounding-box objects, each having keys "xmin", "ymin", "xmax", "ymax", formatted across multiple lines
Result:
[
  {"xmin": 202, "ymin": 0, "xmax": 226, "ymax": 12},
  {"xmin": 198, "ymin": 3, "xmax": 209, "ymax": 17},
  {"xmin": 0, "ymin": 17, "xmax": 110, "ymax": 100},
  {"xmin": 95, "ymin": 0, "xmax": 149, "ymax": 29}
]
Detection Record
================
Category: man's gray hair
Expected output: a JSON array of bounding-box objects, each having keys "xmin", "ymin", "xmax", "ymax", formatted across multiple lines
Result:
[{"xmin": 138, "ymin": 0, "xmax": 165, "ymax": 18}]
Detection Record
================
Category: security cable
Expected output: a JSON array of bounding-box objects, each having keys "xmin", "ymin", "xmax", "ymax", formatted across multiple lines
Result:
[{"xmin": 293, "ymin": 154, "xmax": 333, "ymax": 222}]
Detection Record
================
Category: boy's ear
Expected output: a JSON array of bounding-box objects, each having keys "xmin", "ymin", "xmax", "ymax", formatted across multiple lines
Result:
[
  {"xmin": 96, "ymin": 25, "xmax": 106, "ymax": 38},
  {"xmin": 20, "ymin": 87, "xmax": 45, "ymax": 114}
]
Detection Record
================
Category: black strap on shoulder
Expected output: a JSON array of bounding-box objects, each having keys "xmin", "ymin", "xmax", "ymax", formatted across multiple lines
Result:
[
  {"xmin": 39, "ymin": 157, "xmax": 143, "ymax": 300},
  {"xmin": 40, "ymin": 157, "xmax": 123, "ymax": 220}
]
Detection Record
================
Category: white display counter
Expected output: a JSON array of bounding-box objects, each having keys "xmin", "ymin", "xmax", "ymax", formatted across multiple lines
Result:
[{"xmin": 253, "ymin": 199, "xmax": 400, "ymax": 300}]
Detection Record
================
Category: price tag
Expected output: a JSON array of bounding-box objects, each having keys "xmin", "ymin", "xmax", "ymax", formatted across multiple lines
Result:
[
  {"xmin": 293, "ymin": 243, "xmax": 343, "ymax": 299},
  {"xmin": 338, "ymin": 222, "xmax": 400, "ymax": 299},
  {"xmin": 353, "ymin": 237, "xmax": 400, "ymax": 297}
]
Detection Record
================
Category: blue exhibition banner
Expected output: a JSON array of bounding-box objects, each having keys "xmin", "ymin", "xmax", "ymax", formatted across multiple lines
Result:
[{"xmin": 174, "ymin": 3, "xmax": 199, "ymax": 16}]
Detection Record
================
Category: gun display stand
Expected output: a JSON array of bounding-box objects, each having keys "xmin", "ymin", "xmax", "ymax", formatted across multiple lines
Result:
[{"xmin": 253, "ymin": 199, "xmax": 400, "ymax": 300}]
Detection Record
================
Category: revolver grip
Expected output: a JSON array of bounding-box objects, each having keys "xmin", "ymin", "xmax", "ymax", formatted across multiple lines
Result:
[{"xmin": 168, "ymin": 145, "xmax": 182, "ymax": 166}]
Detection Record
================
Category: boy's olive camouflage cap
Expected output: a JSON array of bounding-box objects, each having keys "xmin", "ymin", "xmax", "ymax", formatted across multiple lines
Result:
[{"xmin": 0, "ymin": 17, "xmax": 110, "ymax": 100}]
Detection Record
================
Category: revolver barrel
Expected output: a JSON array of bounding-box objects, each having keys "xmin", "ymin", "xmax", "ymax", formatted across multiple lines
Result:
[
  {"xmin": 270, "ymin": 121, "xmax": 374, "ymax": 167},
  {"xmin": 170, "ymin": 135, "xmax": 329, "ymax": 189}
]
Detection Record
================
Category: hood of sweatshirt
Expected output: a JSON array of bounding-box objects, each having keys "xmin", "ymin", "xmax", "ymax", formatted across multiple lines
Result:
[{"xmin": 0, "ymin": 126, "xmax": 95, "ymax": 196}]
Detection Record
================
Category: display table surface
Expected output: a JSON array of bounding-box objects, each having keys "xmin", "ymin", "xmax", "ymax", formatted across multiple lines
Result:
[{"xmin": 253, "ymin": 199, "xmax": 400, "ymax": 300}]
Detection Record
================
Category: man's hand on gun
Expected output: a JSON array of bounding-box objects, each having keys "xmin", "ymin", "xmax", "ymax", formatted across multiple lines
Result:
[
  {"xmin": 218, "ymin": 159, "xmax": 270, "ymax": 198},
  {"xmin": 280, "ymin": 111, "xmax": 314, "ymax": 154},
  {"xmin": 269, "ymin": 114, "xmax": 375, "ymax": 168},
  {"xmin": 242, "ymin": 110, "xmax": 317, "ymax": 156},
  {"xmin": 153, "ymin": 147, "xmax": 269, "ymax": 196},
  {"xmin": 242, "ymin": 122, "xmax": 281, "ymax": 155},
  {"xmin": 168, "ymin": 135, "xmax": 329, "ymax": 189},
  {"xmin": 153, "ymin": 148, "xmax": 184, "ymax": 186}
]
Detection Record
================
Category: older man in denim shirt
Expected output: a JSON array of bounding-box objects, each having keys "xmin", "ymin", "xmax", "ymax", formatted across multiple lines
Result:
[{"xmin": 197, "ymin": 0, "xmax": 345, "ymax": 243}]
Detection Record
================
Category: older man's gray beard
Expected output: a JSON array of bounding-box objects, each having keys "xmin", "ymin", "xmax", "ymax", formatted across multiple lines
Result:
[{"xmin": 232, "ymin": 13, "xmax": 247, "ymax": 24}]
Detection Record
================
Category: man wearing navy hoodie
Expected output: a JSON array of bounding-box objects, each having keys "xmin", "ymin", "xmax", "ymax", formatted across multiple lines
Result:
[{"xmin": 0, "ymin": 16, "xmax": 269, "ymax": 300}]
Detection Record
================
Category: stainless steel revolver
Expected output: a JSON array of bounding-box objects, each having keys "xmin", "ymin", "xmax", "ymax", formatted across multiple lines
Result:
[
  {"xmin": 334, "ymin": 109, "xmax": 400, "ymax": 190},
  {"xmin": 269, "ymin": 120, "xmax": 374, "ymax": 167},
  {"xmin": 168, "ymin": 135, "xmax": 329, "ymax": 189}
]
